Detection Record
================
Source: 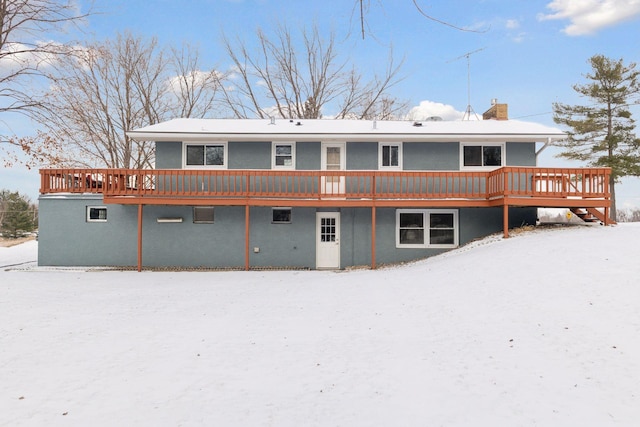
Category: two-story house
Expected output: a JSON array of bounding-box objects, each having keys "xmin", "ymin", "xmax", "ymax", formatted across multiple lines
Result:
[{"xmin": 38, "ymin": 103, "xmax": 612, "ymax": 270}]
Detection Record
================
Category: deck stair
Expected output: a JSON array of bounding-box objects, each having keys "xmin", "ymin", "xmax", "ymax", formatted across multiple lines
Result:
[{"xmin": 570, "ymin": 207, "xmax": 614, "ymax": 224}]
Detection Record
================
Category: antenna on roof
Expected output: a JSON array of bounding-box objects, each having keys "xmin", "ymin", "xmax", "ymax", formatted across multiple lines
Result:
[{"xmin": 447, "ymin": 47, "xmax": 486, "ymax": 121}]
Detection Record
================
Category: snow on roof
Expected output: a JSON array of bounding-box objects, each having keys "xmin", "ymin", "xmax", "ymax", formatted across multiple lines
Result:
[{"xmin": 127, "ymin": 117, "xmax": 566, "ymax": 142}]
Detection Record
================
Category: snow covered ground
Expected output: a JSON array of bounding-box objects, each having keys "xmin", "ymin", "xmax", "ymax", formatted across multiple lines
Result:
[{"xmin": 1, "ymin": 224, "xmax": 639, "ymax": 426}]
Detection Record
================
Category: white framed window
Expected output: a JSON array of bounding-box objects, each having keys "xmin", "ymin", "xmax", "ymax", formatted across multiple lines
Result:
[
  {"xmin": 272, "ymin": 207, "xmax": 292, "ymax": 223},
  {"xmin": 396, "ymin": 209, "xmax": 458, "ymax": 248},
  {"xmin": 461, "ymin": 143, "xmax": 504, "ymax": 169},
  {"xmin": 272, "ymin": 142, "xmax": 295, "ymax": 169},
  {"xmin": 184, "ymin": 142, "xmax": 227, "ymax": 169},
  {"xmin": 87, "ymin": 206, "xmax": 107, "ymax": 222},
  {"xmin": 193, "ymin": 206, "xmax": 214, "ymax": 224},
  {"xmin": 379, "ymin": 142, "xmax": 402, "ymax": 169}
]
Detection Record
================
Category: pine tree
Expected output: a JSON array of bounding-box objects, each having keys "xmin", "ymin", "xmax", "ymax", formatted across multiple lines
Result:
[
  {"xmin": 553, "ymin": 55, "xmax": 640, "ymax": 221},
  {"xmin": 0, "ymin": 191, "xmax": 36, "ymax": 239}
]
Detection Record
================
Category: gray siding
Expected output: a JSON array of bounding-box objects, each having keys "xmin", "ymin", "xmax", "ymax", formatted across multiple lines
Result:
[
  {"xmin": 39, "ymin": 195, "xmax": 537, "ymax": 269},
  {"xmin": 506, "ymin": 142, "xmax": 536, "ymax": 166},
  {"xmin": 346, "ymin": 142, "xmax": 377, "ymax": 170},
  {"xmin": 296, "ymin": 141, "xmax": 320, "ymax": 170},
  {"xmin": 156, "ymin": 141, "xmax": 182, "ymax": 169},
  {"xmin": 404, "ymin": 142, "xmax": 459, "ymax": 170},
  {"xmin": 38, "ymin": 195, "xmax": 139, "ymax": 266},
  {"xmin": 229, "ymin": 141, "xmax": 271, "ymax": 169}
]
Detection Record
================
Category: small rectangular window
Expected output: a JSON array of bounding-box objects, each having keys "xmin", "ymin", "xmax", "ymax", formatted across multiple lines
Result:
[
  {"xmin": 379, "ymin": 143, "xmax": 401, "ymax": 169},
  {"xmin": 272, "ymin": 208, "xmax": 292, "ymax": 223},
  {"xmin": 193, "ymin": 206, "xmax": 215, "ymax": 223},
  {"xmin": 272, "ymin": 142, "xmax": 295, "ymax": 169},
  {"xmin": 87, "ymin": 206, "xmax": 107, "ymax": 222}
]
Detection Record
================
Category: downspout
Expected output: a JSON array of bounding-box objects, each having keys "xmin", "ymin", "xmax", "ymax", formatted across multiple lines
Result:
[{"xmin": 535, "ymin": 137, "xmax": 552, "ymax": 163}]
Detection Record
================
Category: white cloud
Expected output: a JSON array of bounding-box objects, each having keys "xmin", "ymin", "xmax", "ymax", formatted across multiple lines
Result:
[
  {"xmin": 405, "ymin": 100, "xmax": 466, "ymax": 121},
  {"xmin": 538, "ymin": 0, "xmax": 640, "ymax": 36},
  {"xmin": 505, "ymin": 19, "xmax": 520, "ymax": 29}
]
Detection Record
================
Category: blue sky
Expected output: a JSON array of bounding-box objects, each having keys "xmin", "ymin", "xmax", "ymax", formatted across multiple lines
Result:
[{"xmin": 2, "ymin": 0, "xmax": 640, "ymax": 207}]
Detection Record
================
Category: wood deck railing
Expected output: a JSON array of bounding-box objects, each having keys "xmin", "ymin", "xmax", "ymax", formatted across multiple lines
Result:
[{"xmin": 40, "ymin": 167, "xmax": 611, "ymax": 205}]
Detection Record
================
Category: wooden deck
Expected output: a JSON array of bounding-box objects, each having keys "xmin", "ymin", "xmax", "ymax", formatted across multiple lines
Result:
[
  {"xmin": 39, "ymin": 166, "xmax": 612, "ymax": 271},
  {"xmin": 40, "ymin": 166, "xmax": 611, "ymax": 210}
]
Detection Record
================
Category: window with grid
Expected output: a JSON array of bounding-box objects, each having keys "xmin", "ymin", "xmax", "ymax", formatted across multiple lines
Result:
[
  {"xmin": 273, "ymin": 143, "xmax": 295, "ymax": 169},
  {"xmin": 396, "ymin": 209, "xmax": 458, "ymax": 248}
]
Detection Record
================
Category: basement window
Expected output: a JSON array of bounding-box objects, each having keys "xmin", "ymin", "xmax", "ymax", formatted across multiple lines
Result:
[
  {"xmin": 87, "ymin": 206, "xmax": 107, "ymax": 222},
  {"xmin": 193, "ymin": 207, "xmax": 215, "ymax": 224},
  {"xmin": 272, "ymin": 208, "xmax": 292, "ymax": 223}
]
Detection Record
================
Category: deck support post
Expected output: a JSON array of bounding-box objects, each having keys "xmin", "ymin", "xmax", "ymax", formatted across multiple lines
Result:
[
  {"xmin": 245, "ymin": 204, "xmax": 250, "ymax": 271},
  {"xmin": 137, "ymin": 204, "xmax": 143, "ymax": 272},
  {"xmin": 503, "ymin": 203, "xmax": 509, "ymax": 238},
  {"xmin": 371, "ymin": 206, "xmax": 376, "ymax": 270}
]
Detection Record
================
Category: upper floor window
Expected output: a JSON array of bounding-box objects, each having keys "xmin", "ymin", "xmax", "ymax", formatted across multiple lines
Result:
[
  {"xmin": 184, "ymin": 143, "xmax": 227, "ymax": 168},
  {"xmin": 379, "ymin": 142, "xmax": 402, "ymax": 169},
  {"xmin": 461, "ymin": 144, "xmax": 503, "ymax": 169},
  {"xmin": 272, "ymin": 142, "xmax": 295, "ymax": 169}
]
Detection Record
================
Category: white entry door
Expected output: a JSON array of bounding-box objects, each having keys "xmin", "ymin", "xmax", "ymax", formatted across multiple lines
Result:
[
  {"xmin": 316, "ymin": 212, "xmax": 340, "ymax": 269},
  {"xmin": 321, "ymin": 142, "xmax": 346, "ymax": 195}
]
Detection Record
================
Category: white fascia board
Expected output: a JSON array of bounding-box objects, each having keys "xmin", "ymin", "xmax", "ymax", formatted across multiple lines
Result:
[{"xmin": 127, "ymin": 131, "xmax": 566, "ymax": 143}]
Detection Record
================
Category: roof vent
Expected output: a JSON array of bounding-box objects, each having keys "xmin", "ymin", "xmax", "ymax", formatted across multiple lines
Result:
[
  {"xmin": 269, "ymin": 117, "xmax": 275, "ymax": 125},
  {"xmin": 295, "ymin": 121, "xmax": 302, "ymax": 126},
  {"xmin": 413, "ymin": 121, "xmax": 423, "ymax": 127}
]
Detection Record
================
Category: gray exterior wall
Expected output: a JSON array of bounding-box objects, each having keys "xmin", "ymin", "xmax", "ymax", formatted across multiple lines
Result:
[
  {"xmin": 296, "ymin": 141, "xmax": 320, "ymax": 170},
  {"xmin": 39, "ymin": 194, "xmax": 536, "ymax": 269},
  {"xmin": 506, "ymin": 142, "xmax": 536, "ymax": 166},
  {"xmin": 229, "ymin": 141, "xmax": 271, "ymax": 169},
  {"xmin": 346, "ymin": 142, "xmax": 377, "ymax": 170},
  {"xmin": 156, "ymin": 141, "xmax": 182, "ymax": 168},
  {"xmin": 404, "ymin": 142, "xmax": 459, "ymax": 170},
  {"xmin": 155, "ymin": 140, "xmax": 537, "ymax": 171},
  {"xmin": 38, "ymin": 195, "xmax": 139, "ymax": 267}
]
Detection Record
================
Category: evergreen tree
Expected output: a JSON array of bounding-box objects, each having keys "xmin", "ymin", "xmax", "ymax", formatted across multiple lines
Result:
[
  {"xmin": 0, "ymin": 191, "xmax": 36, "ymax": 239},
  {"xmin": 553, "ymin": 54, "xmax": 640, "ymax": 221}
]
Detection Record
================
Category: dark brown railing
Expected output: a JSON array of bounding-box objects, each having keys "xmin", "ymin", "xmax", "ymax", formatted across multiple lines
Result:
[{"xmin": 40, "ymin": 167, "xmax": 611, "ymax": 202}]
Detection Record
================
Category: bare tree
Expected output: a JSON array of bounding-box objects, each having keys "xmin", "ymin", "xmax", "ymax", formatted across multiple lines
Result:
[
  {"xmin": 30, "ymin": 32, "xmax": 225, "ymax": 169},
  {"xmin": 354, "ymin": 1, "xmax": 487, "ymax": 40},
  {"xmin": 220, "ymin": 24, "xmax": 406, "ymax": 120},
  {"xmin": 0, "ymin": 0, "xmax": 91, "ymax": 116}
]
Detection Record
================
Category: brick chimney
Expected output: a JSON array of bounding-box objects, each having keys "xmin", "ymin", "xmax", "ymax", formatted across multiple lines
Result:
[{"xmin": 482, "ymin": 99, "xmax": 508, "ymax": 120}]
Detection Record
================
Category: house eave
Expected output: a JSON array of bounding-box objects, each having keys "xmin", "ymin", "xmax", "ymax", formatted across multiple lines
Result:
[{"xmin": 127, "ymin": 131, "xmax": 565, "ymax": 143}]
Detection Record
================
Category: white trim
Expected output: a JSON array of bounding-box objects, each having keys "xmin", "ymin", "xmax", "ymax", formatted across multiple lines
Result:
[
  {"xmin": 86, "ymin": 206, "xmax": 107, "ymax": 222},
  {"xmin": 183, "ymin": 141, "xmax": 228, "ymax": 169},
  {"xmin": 459, "ymin": 142, "xmax": 505, "ymax": 170},
  {"xmin": 271, "ymin": 141, "xmax": 296, "ymax": 170},
  {"xmin": 378, "ymin": 141, "xmax": 403, "ymax": 170},
  {"xmin": 396, "ymin": 209, "xmax": 459, "ymax": 249}
]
